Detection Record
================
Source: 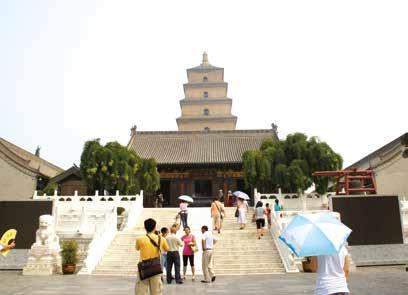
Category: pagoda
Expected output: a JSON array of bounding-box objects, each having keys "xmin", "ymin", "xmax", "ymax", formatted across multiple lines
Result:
[{"xmin": 176, "ymin": 52, "xmax": 237, "ymax": 131}]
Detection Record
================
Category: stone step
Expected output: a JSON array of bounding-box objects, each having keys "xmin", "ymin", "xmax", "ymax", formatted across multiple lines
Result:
[{"xmin": 214, "ymin": 269, "xmax": 284, "ymax": 275}]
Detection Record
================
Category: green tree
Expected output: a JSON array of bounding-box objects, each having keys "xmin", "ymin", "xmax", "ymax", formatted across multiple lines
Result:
[
  {"xmin": 242, "ymin": 133, "xmax": 342, "ymax": 194},
  {"xmin": 80, "ymin": 139, "xmax": 160, "ymax": 195}
]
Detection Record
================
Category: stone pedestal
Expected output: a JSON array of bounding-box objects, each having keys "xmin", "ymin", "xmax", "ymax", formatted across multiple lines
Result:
[
  {"xmin": 23, "ymin": 215, "xmax": 62, "ymax": 275},
  {"xmin": 23, "ymin": 245, "xmax": 62, "ymax": 275}
]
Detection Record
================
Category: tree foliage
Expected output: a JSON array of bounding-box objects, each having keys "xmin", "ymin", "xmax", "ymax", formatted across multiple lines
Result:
[
  {"xmin": 80, "ymin": 139, "xmax": 160, "ymax": 195},
  {"xmin": 243, "ymin": 133, "xmax": 343, "ymax": 194}
]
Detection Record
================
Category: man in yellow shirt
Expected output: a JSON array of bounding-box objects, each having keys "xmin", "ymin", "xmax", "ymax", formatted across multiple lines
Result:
[{"xmin": 135, "ymin": 218, "xmax": 169, "ymax": 295}]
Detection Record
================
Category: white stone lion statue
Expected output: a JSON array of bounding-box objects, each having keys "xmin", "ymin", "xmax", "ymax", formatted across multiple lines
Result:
[
  {"xmin": 23, "ymin": 214, "xmax": 62, "ymax": 275},
  {"xmin": 34, "ymin": 215, "xmax": 60, "ymax": 250}
]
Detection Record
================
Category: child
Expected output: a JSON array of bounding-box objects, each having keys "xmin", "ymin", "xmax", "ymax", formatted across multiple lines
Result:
[
  {"xmin": 160, "ymin": 227, "xmax": 169, "ymax": 281},
  {"xmin": 175, "ymin": 213, "xmax": 181, "ymax": 231},
  {"xmin": 265, "ymin": 203, "xmax": 272, "ymax": 229}
]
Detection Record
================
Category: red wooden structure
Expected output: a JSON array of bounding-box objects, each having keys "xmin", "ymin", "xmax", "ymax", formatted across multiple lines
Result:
[{"xmin": 313, "ymin": 169, "xmax": 377, "ymax": 195}]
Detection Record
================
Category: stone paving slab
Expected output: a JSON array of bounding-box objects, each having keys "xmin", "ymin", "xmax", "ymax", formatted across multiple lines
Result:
[{"xmin": 0, "ymin": 266, "xmax": 407, "ymax": 295}]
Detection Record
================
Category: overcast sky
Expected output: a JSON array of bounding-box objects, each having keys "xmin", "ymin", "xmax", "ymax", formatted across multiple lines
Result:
[{"xmin": 1, "ymin": 0, "xmax": 407, "ymax": 169}]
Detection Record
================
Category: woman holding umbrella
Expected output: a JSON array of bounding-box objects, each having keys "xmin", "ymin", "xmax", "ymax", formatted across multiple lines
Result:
[
  {"xmin": 279, "ymin": 212, "xmax": 352, "ymax": 295},
  {"xmin": 234, "ymin": 191, "xmax": 249, "ymax": 230}
]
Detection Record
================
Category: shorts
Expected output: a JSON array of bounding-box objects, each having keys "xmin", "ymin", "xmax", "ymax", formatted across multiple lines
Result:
[
  {"xmin": 266, "ymin": 216, "xmax": 271, "ymax": 225},
  {"xmin": 256, "ymin": 218, "xmax": 265, "ymax": 229},
  {"xmin": 183, "ymin": 255, "xmax": 194, "ymax": 267}
]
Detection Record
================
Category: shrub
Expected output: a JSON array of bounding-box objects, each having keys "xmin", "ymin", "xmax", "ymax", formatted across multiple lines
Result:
[{"xmin": 61, "ymin": 240, "xmax": 78, "ymax": 265}]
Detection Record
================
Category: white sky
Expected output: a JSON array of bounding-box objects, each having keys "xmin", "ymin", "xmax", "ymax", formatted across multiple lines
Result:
[{"xmin": 1, "ymin": 0, "xmax": 407, "ymax": 169}]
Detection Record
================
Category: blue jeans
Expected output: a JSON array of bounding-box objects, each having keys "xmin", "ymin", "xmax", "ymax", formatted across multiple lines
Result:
[
  {"xmin": 161, "ymin": 253, "xmax": 167, "ymax": 270},
  {"xmin": 166, "ymin": 251, "xmax": 181, "ymax": 283},
  {"xmin": 180, "ymin": 212, "xmax": 188, "ymax": 229}
]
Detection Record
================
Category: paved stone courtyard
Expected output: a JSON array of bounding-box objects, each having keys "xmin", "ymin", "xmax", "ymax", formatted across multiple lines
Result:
[{"xmin": 1, "ymin": 266, "xmax": 407, "ymax": 295}]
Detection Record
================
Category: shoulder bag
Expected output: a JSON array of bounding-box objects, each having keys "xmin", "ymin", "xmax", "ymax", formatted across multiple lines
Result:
[
  {"xmin": 214, "ymin": 201, "xmax": 224, "ymax": 220},
  {"xmin": 137, "ymin": 235, "xmax": 163, "ymax": 280},
  {"xmin": 234, "ymin": 207, "xmax": 239, "ymax": 218}
]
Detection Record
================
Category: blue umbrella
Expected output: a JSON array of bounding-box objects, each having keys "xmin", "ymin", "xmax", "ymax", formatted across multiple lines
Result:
[{"xmin": 279, "ymin": 212, "xmax": 352, "ymax": 257}]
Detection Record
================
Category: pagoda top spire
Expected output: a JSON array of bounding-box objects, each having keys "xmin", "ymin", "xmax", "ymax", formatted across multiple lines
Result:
[{"xmin": 202, "ymin": 51, "xmax": 209, "ymax": 65}]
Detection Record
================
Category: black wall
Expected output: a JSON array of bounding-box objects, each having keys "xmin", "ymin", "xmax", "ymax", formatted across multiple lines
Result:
[
  {"xmin": 331, "ymin": 195, "xmax": 403, "ymax": 245},
  {"xmin": 0, "ymin": 201, "xmax": 53, "ymax": 249}
]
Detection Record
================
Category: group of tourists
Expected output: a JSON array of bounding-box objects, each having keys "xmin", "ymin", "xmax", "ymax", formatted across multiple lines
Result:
[
  {"xmin": 136, "ymin": 192, "xmax": 351, "ymax": 295},
  {"xmin": 135, "ymin": 216, "xmax": 216, "ymax": 294}
]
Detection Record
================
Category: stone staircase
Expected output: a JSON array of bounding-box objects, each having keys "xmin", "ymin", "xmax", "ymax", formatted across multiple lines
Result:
[
  {"xmin": 213, "ymin": 207, "xmax": 285, "ymax": 274},
  {"xmin": 92, "ymin": 208, "xmax": 183, "ymax": 276},
  {"xmin": 92, "ymin": 207, "xmax": 284, "ymax": 276}
]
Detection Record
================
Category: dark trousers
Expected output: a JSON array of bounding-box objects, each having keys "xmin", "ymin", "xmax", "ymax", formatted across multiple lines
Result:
[
  {"xmin": 166, "ymin": 251, "xmax": 181, "ymax": 283},
  {"xmin": 180, "ymin": 212, "xmax": 188, "ymax": 229}
]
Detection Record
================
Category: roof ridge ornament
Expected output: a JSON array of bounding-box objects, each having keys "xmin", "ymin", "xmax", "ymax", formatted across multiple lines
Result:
[{"xmin": 202, "ymin": 51, "xmax": 209, "ymax": 65}]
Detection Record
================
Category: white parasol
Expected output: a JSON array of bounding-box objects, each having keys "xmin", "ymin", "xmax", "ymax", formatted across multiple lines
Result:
[
  {"xmin": 178, "ymin": 195, "xmax": 194, "ymax": 203},
  {"xmin": 233, "ymin": 191, "xmax": 250, "ymax": 200}
]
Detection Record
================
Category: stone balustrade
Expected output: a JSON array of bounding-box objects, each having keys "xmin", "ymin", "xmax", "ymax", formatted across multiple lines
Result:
[
  {"xmin": 254, "ymin": 188, "xmax": 331, "ymax": 211},
  {"xmin": 32, "ymin": 190, "xmax": 145, "ymax": 273}
]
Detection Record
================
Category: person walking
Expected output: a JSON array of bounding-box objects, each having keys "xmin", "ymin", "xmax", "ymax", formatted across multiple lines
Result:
[
  {"xmin": 180, "ymin": 226, "xmax": 196, "ymax": 281},
  {"xmin": 236, "ymin": 197, "xmax": 248, "ymax": 230},
  {"xmin": 179, "ymin": 201, "xmax": 189, "ymax": 229},
  {"xmin": 201, "ymin": 225, "xmax": 216, "ymax": 283},
  {"xmin": 135, "ymin": 218, "xmax": 169, "ymax": 295},
  {"xmin": 211, "ymin": 197, "xmax": 225, "ymax": 234},
  {"xmin": 274, "ymin": 199, "xmax": 283, "ymax": 218},
  {"xmin": 156, "ymin": 193, "xmax": 164, "ymax": 208},
  {"xmin": 160, "ymin": 227, "xmax": 169, "ymax": 280},
  {"xmin": 165, "ymin": 224, "xmax": 183, "ymax": 284},
  {"xmin": 265, "ymin": 203, "xmax": 272, "ymax": 229},
  {"xmin": 254, "ymin": 201, "xmax": 266, "ymax": 239},
  {"xmin": 310, "ymin": 245, "xmax": 351, "ymax": 295}
]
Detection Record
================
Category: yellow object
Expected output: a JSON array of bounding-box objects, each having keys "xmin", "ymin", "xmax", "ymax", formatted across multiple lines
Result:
[
  {"xmin": 1, "ymin": 229, "xmax": 17, "ymax": 257},
  {"xmin": 135, "ymin": 234, "xmax": 169, "ymax": 261}
]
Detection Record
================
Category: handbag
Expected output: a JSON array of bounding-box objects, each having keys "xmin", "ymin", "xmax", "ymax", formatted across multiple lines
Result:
[
  {"xmin": 190, "ymin": 244, "xmax": 199, "ymax": 253},
  {"xmin": 234, "ymin": 208, "xmax": 239, "ymax": 218},
  {"xmin": 137, "ymin": 235, "xmax": 163, "ymax": 280}
]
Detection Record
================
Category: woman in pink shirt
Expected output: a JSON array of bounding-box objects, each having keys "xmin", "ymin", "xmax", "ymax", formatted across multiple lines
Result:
[
  {"xmin": 179, "ymin": 201, "xmax": 189, "ymax": 229},
  {"xmin": 181, "ymin": 226, "xmax": 196, "ymax": 281}
]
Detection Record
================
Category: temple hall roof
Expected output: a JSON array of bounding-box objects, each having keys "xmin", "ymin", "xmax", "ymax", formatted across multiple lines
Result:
[{"xmin": 128, "ymin": 129, "xmax": 278, "ymax": 165}]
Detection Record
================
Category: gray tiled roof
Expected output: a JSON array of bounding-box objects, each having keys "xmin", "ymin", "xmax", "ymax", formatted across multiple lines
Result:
[
  {"xmin": 128, "ymin": 129, "xmax": 277, "ymax": 165},
  {"xmin": 187, "ymin": 64, "xmax": 223, "ymax": 71}
]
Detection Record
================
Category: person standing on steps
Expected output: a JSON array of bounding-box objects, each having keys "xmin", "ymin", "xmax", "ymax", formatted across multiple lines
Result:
[
  {"xmin": 165, "ymin": 224, "xmax": 184, "ymax": 284},
  {"xmin": 201, "ymin": 225, "xmax": 217, "ymax": 283},
  {"xmin": 254, "ymin": 201, "xmax": 266, "ymax": 239},
  {"xmin": 179, "ymin": 200, "xmax": 189, "ymax": 229},
  {"xmin": 236, "ymin": 197, "xmax": 248, "ymax": 230},
  {"xmin": 274, "ymin": 199, "xmax": 283, "ymax": 218},
  {"xmin": 265, "ymin": 203, "xmax": 272, "ymax": 229},
  {"xmin": 181, "ymin": 226, "xmax": 196, "ymax": 281},
  {"xmin": 211, "ymin": 197, "xmax": 225, "ymax": 234},
  {"xmin": 135, "ymin": 218, "xmax": 169, "ymax": 295}
]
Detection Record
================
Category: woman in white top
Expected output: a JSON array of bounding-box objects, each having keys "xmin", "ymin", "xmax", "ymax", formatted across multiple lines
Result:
[
  {"xmin": 236, "ymin": 198, "xmax": 248, "ymax": 230},
  {"xmin": 310, "ymin": 246, "xmax": 351, "ymax": 295},
  {"xmin": 254, "ymin": 201, "xmax": 266, "ymax": 239}
]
